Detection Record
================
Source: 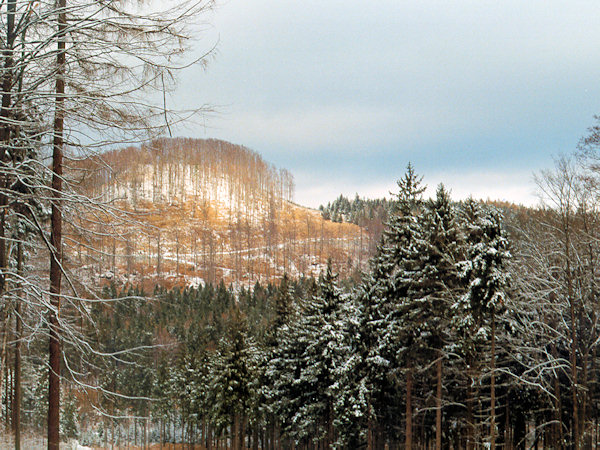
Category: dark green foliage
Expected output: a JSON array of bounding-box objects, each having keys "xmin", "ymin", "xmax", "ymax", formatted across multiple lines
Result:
[
  {"xmin": 319, "ymin": 194, "xmax": 392, "ymax": 226},
  {"xmin": 60, "ymin": 393, "xmax": 79, "ymax": 440}
]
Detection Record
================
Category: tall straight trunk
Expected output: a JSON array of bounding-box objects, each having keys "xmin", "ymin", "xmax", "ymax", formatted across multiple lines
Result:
[
  {"xmin": 13, "ymin": 242, "xmax": 23, "ymax": 450},
  {"xmin": 504, "ymin": 400, "xmax": 510, "ymax": 450},
  {"xmin": 568, "ymin": 275, "xmax": 579, "ymax": 449},
  {"xmin": 367, "ymin": 395, "xmax": 373, "ymax": 450},
  {"xmin": 252, "ymin": 422, "xmax": 259, "ymax": 450},
  {"xmin": 0, "ymin": 0, "xmax": 16, "ymax": 432},
  {"xmin": 467, "ymin": 375, "xmax": 474, "ymax": 450},
  {"xmin": 405, "ymin": 366, "xmax": 413, "ymax": 450},
  {"xmin": 563, "ymin": 215, "xmax": 578, "ymax": 450},
  {"xmin": 436, "ymin": 353, "xmax": 443, "ymax": 450},
  {"xmin": 48, "ymin": 0, "xmax": 66, "ymax": 448},
  {"xmin": 0, "ymin": 316, "xmax": 7, "ymax": 431},
  {"xmin": 551, "ymin": 340, "xmax": 564, "ymax": 446},
  {"xmin": 490, "ymin": 310, "xmax": 496, "ymax": 450},
  {"xmin": 159, "ymin": 418, "xmax": 163, "ymax": 450},
  {"xmin": 582, "ymin": 342, "xmax": 589, "ymax": 447},
  {"xmin": 5, "ymin": 343, "xmax": 11, "ymax": 431}
]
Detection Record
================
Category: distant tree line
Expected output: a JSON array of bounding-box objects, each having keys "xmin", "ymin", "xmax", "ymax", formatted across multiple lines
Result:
[
  {"xmin": 320, "ymin": 194, "xmax": 392, "ymax": 226},
  {"xmin": 319, "ymin": 194, "xmax": 392, "ymax": 255}
]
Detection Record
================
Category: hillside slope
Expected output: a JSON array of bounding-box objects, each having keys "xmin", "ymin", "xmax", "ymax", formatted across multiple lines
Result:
[{"xmin": 67, "ymin": 138, "xmax": 370, "ymax": 288}]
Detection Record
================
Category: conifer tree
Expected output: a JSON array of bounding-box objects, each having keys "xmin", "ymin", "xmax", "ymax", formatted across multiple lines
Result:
[
  {"xmin": 268, "ymin": 263, "xmax": 348, "ymax": 447},
  {"xmin": 210, "ymin": 309, "xmax": 258, "ymax": 450},
  {"xmin": 453, "ymin": 199, "xmax": 511, "ymax": 449},
  {"xmin": 389, "ymin": 184, "xmax": 461, "ymax": 449},
  {"xmin": 350, "ymin": 163, "xmax": 427, "ymax": 448}
]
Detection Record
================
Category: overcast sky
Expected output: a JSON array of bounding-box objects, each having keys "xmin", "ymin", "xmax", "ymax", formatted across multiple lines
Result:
[{"xmin": 173, "ymin": 0, "xmax": 600, "ymax": 208}]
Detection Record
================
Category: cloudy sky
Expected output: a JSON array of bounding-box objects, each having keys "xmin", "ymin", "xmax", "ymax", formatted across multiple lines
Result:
[{"xmin": 173, "ymin": 0, "xmax": 600, "ymax": 208}]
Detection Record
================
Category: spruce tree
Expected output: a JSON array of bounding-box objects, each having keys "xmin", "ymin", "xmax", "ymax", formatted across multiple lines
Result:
[
  {"xmin": 452, "ymin": 199, "xmax": 511, "ymax": 448},
  {"xmin": 210, "ymin": 309, "xmax": 258, "ymax": 450},
  {"xmin": 388, "ymin": 184, "xmax": 462, "ymax": 449},
  {"xmin": 350, "ymin": 163, "xmax": 427, "ymax": 447},
  {"xmin": 268, "ymin": 263, "xmax": 348, "ymax": 446}
]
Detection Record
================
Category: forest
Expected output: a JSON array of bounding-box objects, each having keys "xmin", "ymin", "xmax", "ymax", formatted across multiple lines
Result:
[
  {"xmin": 6, "ymin": 149, "xmax": 600, "ymax": 449},
  {"xmin": 67, "ymin": 137, "xmax": 369, "ymax": 289},
  {"xmin": 0, "ymin": 0, "xmax": 599, "ymax": 449}
]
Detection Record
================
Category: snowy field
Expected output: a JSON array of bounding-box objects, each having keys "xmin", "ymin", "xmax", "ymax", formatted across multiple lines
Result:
[{"xmin": 0, "ymin": 436, "xmax": 91, "ymax": 449}]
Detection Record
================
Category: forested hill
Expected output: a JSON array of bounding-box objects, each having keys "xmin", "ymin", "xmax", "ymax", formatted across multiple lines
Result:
[
  {"xmin": 79, "ymin": 137, "xmax": 295, "ymax": 214},
  {"xmin": 67, "ymin": 138, "xmax": 373, "ymax": 289}
]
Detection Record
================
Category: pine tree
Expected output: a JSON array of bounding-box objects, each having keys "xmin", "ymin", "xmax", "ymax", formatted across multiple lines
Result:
[
  {"xmin": 210, "ymin": 309, "xmax": 258, "ymax": 450},
  {"xmin": 452, "ymin": 199, "xmax": 511, "ymax": 448},
  {"xmin": 268, "ymin": 263, "xmax": 348, "ymax": 447}
]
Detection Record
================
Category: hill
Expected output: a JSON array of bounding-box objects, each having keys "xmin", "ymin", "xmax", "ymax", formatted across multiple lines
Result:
[{"xmin": 66, "ymin": 138, "xmax": 371, "ymax": 289}]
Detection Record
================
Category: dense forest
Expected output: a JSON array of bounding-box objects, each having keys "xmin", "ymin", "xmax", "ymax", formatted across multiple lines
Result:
[
  {"xmin": 319, "ymin": 194, "xmax": 392, "ymax": 227},
  {"xmin": 0, "ymin": 0, "xmax": 599, "ymax": 449},
  {"xmin": 319, "ymin": 195, "xmax": 392, "ymax": 255},
  {"xmin": 8, "ymin": 152, "xmax": 600, "ymax": 449}
]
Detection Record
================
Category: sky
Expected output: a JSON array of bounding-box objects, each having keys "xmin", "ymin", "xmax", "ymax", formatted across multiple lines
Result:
[{"xmin": 172, "ymin": 0, "xmax": 600, "ymax": 208}]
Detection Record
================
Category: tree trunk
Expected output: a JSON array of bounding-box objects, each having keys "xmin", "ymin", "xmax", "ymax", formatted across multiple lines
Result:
[
  {"xmin": 13, "ymin": 242, "xmax": 22, "ymax": 450},
  {"xmin": 436, "ymin": 353, "xmax": 442, "ymax": 450},
  {"xmin": 252, "ymin": 422, "xmax": 259, "ymax": 450},
  {"xmin": 367, "ymin": 396, "xmax": 373, "ymax": 450},
  {"xmin": 490, "ymin": 309, "xmax": 496, "ymax": 450},
  {"xmin": 551, "ymin": 341, "xmax": 564, "ymax": 447},
  {"xmin": 406, "ymin": 366, "xmax": 413, "ymax": 450},
  {"xmin": 48, "ymin": 0, "xmax": 66, "ymax": 447},
  {"xmin": 569, "ymin": 292, "xmax": 579, "ymax": 450},
  {"xmin": 467, "ymin": 375, "xmax": 474, "ymax": 450},
  {"xmin": 0, "ymin": 0, "xmax": 16, "ymax": 435}
]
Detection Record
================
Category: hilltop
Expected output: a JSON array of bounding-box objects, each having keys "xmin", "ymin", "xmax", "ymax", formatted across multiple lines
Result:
[{"xmin": 67, "ymin": 138, "xmax": 371, "ymax": 289}]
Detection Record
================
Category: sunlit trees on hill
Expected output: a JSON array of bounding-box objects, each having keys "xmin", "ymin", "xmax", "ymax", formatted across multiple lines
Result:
[{"xmin": 69, "ymin": 137, "xmax": 367, "ymax": 287}]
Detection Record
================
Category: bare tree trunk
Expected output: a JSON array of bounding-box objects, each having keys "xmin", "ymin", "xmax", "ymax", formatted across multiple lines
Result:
[
  {"xmin": 176, "ymin": 232, "xmax": 180, "ymax": 275},
  {"xmin": 0, "ymin": 314, "xmax": 8, "ymax": 431},
  {"xmin": 0, "ymin": 0, "xmax": 16, "ymax": 432},
  {"xmin": 157, "ymin": 231, "xmax": 162, "ymax": 275},
  {"xmin": 13, "ymin": 242, "xmax": 22, "ymax": 450},
  {"xmin": 568, "ymin": 266, "xmax": 579, "ymax": 450},
  {"xmin": 48, "ymin": 0, "xmax": 66, "ymax": 447}
]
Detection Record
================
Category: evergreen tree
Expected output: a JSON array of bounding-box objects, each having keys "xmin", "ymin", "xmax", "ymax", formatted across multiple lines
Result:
[
  {"xmin": 268, "ymin": 263, "xmax": 348, "ymax": 446},
  {"xmin": 60, "ymin": 393, "xmax": 79, "ymax": 441},
  {"xmin": 210, "ymin": 309, "xmax": 258, "ymax": 450},
  {"xmin": 344, "ymin": 164, "xmax": 428, "ymax": 448},
  {"xmin": 389, "ymin": 184, "xmax": 462, "ymax": 449},
  {"xmin": 452, "ymin": 199, "xmax": 511, "ymax": 448}
]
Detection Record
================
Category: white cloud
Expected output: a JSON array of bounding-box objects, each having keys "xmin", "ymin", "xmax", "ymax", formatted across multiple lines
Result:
[
  {"xmin": 174, "ymin": 0, "xmax": 600, "ymax": 208},
  {"xmin": 295, "ymin": 168, "xmax": 538, "ymax": 209},
  {"xmin": 425, "ymin": 170, "xmax": 538, "ymax": 206}
]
